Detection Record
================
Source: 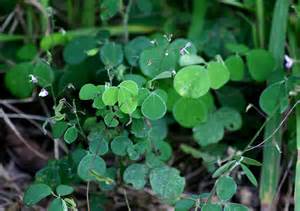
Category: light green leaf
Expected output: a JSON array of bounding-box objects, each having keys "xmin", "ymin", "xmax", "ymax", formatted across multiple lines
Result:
[
  {"xmin": 64, "ymin": 126, "xmax": 78, "ymax": 144},
  {"xmin": 174, "ymin": 65, "xmax": 210, "ymax": 98},
  {"xmin": 179, "ymin": 54, "xmax": 205, "ymax": 66},
  {"xmin": 139, "ymin": 46, "xmax": 176, "ymax": 78},
  {"xmin": 17, "ymin": 44, "xmax": 37, "ymax": 61},
  {"xmin": 79, "ymin": 84, "xmax": 100, "ymax": 100},
  {"xmin": 225, "ymin": 55, "xmax": 244, "ymax": 81},
  {"xmin": 241, "ymin": 157, "xmax": 262, "ymax": 166},
  {"xmin": 141, "ymin": 92, "xmax": 167, "ymax": 120},
  {"xmin": 241, "ymin": 164, "xmax": 258, "ymax": 187},
  {"xmin": 216, "ymin": 176, "xmax": 237, "ymax": 201},
  {"xmin": 118, "ymin": 80, "xmax": 139, "ymax": 114},
  {"xmin": 102, "ymin": 86, "xmax": 118, "ymax": 106},
  {"xmin": 212, "ymin": 160, "xmax": 236, "ymax": 178},
  {"xmin": 48, "ymin": 198, "xmax": 68, "ymax": 211},
  {"xmin": 123, "ymin": 164, "xmax": 148, "ymax": 189},
  {"xmin": 56, "ymin": 185, "xmax": 74, "ymax": 196},
  {"xmin": 150, "ymin": 166, "xmax": 185, "ymax": 204},
  {"xmin": 63, "ymin": 36, "xmax": 97, "ymax": 64},
  {"xmin": 24, "ymin": 184, "xmax": 52, "ymax": 206},
  {"xmin": 77, "ymin": 154, "xmax": 106, "ymax": 181},
  {"xmin": 207, "ymin": 61, "xmax": 230, "ymax": 89},
  {"xmin": 100, "ymin": 41, "xmax": 123, "ymax": 68},
  {"xmin": 246, "ymin": 49, "xmax": 275, "ymax": 81},
  {"xmin": 110, "ymin": 136, "xmax": 133, "ymax": 156},
  {"xmin": 173, "ymin": 98, "xmax": 207, "ymax": 128}
]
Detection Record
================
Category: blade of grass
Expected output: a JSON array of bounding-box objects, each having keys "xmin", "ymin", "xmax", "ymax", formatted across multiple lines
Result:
[
  {"xmin": 295, "ymin": 99, "xmax": 300, "ymax": 211},
  {"xmin": 188, "ymin": 0, "xmax": 207, "ymax": 45},
  {"xmin": 256, "ymin": 0, "xmax": 265, "ymax": 48},
  {"xmin": 81, "ymin": 0, "xmax": 96, "ymax": 27},
  {"xmin": 259, "ymin": 0, "xmax": 290, "ymax": 210}
]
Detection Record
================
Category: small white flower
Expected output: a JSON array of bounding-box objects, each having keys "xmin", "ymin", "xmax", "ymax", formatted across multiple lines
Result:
[
  {"xmin": 29, "ymin": 74, "xmax": 38, "ymax": 84},
  {"xmin": 39, "ymin": 88, "xmax": 49, "ymax": 97},
  {"xmin": 67, "ymin": 83, "xmax": 75, "ymax": 89},
  {"xmin": 284, "ymin": 55, "xmax": 294, "ymax": 69}
]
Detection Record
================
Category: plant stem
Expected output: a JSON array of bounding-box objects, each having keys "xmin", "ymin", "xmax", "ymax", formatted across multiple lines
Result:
[
  {"xmin": 256, "ymin": 0, "xmax": 265, "ymax": 48},
  {"xmin": 259, "ymin": 0, "xmax": 290, "ymax": 210},
  {"xmin": 123, "ymin": 0, "xmax": 133, "ymax": 42},
  {"xmin": 295, "ymin": 99, "xmax": 300, "ymax": 211}
]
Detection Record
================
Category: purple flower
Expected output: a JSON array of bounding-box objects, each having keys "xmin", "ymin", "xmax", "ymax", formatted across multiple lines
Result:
[
  {"xmin": 29, "ymin": 74, "xmax": 38, "ymax": 84},
  {"xmin": 284, "ymin": 55, "xmax": 294, "ymax": 69}
]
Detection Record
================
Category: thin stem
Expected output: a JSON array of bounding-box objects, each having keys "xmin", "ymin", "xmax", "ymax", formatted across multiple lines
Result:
[
  {"xmin": 256, "ymin": 0, "xmax": 265, "ymax": 48},
  {"xmin": 86, "ymin": 181, "xmax": 90, "ymax": 211},
  {"xmin": 122, "ymin": 0, "xmax": 133, "ymax": 42}
]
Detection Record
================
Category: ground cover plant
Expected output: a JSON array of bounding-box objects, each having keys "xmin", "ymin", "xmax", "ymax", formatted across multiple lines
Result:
[{"xmin": 1, "ymin": 0, "xmax": 300, "ymax": 210}]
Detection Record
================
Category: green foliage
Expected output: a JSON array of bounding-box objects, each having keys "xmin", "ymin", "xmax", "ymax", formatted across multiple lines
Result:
[
  {"xmin": 5, "ymin": 0, "xmax": 297, "ymax": 210},
  {"xmin": 24, "ymin": 184, "xmax": 52, "ymax": 206},
  {"xmin": 150, "ymin": 166, "xmax": 185, "ymax": 203},
  {"xmin": 216, "ymin": 176, "xmax": 237, "ymax": 201}
]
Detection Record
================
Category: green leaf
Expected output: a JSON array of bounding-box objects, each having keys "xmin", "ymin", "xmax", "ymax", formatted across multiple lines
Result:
[
  {"xmin": 24, "ymin": 184, "xmax": 52, "ymax": 206},
  {"xmin": 136, "ymin": 0, "xmax": 153, "ymax": 14},
  {"xmin": 168, "ymin": 39, "xmax": 197, "ymax": 60},
  {"xmin": 202, "ymin": 203, "xmax": 222, "ymax": 211},
  {"xmin": 88, "ymin": 131, "xmax": 109, "ymax": 155},
  {"xmin": 226, "ymin": 43, "xmax": 249, "ymax": 54},
  {"xmin": 100, "ymin": 0, "xmax": 120, "ymax": 21},
  {"xmin": 139, "ymin": 46, "xmax": 176, "ymax": 78},
  {"xmin": 212, "ymin": 160, "xmax": 236, "ymax": 178},
  {"xmin": 150, "ymin": 166, "xmax": 185, "ymax": 204},
  {"xmin": 193, "ymin": 114, "xmax": 224, "ymax": 146},
  {"xmin": 173, "ymin": 98, "xmax": 207, "ymax": 128},
  {"xmin": 179, "ymin": 54, "xmax": 205, "ymax": 66},
  {"xmin": 102, "ymin": 86, "xmax": 118, "ymax": 106},
  {"xmin": 224, "ymin": 203, "xmax": 249, "ymax": 211},
  {"xmin": 100, "ymin": 41, "xmax": 123, "ymax": 68},
  {"xmin": 79, "ymin": 84, "xmax": 100, "ymax": 100},
  {"xmin": 124, "ymin": 74, "xmax": 146, "ymax": 87},
  {"xmin": 153, "ymin": 140, "xmax": 172, "ymax": 161},
  {"xmin": 48, "ymin": 198, "xmax": 68, "ymax": 211},
  {"xmin": 246, "ymin": 49, "xmax": 275, "ymax": 81},
  {"xmin": 174, "ymin": 198, "xmax": 195, "ymax": 211},
  {"xmin": 5, "ymin": 62, "xmax": 34, "ymax": 98},
  {"xmin": 64, "ymin": 126, "xmax": 78, "ymax": 144},
  {"xmin": 125, "ymin": 36, "xmax": 152, "ymax": 66},
  {"xmin": 207, "ymin": 61, "xmax": 230, "ymax": 89},
  {"xmin": 225, "ymin": 55, "xmax": 244, "ymax": 81},
  {"xmin": 123, "ymin": 164, "xmax": 148, "ymax": 189},
  {"xmin": 241, "ymin": 164, "xmax": 258, "ymax": 187},
  {"xmin": 174, "ymin": 65, "xmax": 210, "ymax": 98},
  {"xmin": 77, "ymin": 154, "xmax": 106, "ymax": 181},
  {"xmin": 141, "ymin": 92, "xmax": 167, "ymax": 120},
  {"xmin": 118, "ymin": 80, "xmax": 139, "ymax": 114},
  {"xmin": 215, "ymin": 107, "xmax": 242, "ymax": 131},
  {"xmin": 259, "ymin": 81, "xmax": 288, "ymax": 115},
  {"xmin": 33, "ymin": 60, "xmax": 54, "ymax": 87},
  {"xmin": 110, "ymin": 136, "xmax": 133, "ymax": 156},
  {"xmin": 241, "ymin": 157, "xmax": 262, "ymax": 166},
  {"xmin": 216, "ymin": 176, "xmax": 237, "ymax": 201},
  {"xmin": 63, "ymin": 36, "xmax": 97, "ymax": 64},
  {"xmin": 104, "ymin": 113, "xmax": 119, "ymax": 127},
  {"xmin": 17, "ymin": 44, "xmax": 37, "ymax": 61},
  {"xmin": 52, "ymin": 121, "xmax": 68, "ymax": 139},
  {"xmin": 56, "ymin": 185, "xmax": 74, "ymax": 196}
]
